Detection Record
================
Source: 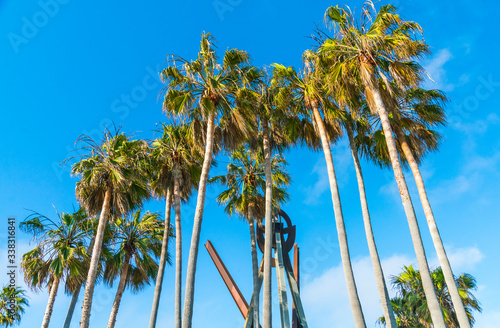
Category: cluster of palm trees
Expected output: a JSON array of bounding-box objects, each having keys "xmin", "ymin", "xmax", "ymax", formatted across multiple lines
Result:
[
  {"xmin": 379, "ymin": 266, "xmax": 481, "ymax": 328},
  {"xmin": 0, "ymin": 286, "xmax": 28, "ymax": 326},
  {"xmin": 16, "ymin": 2, "xmax": 480, "ymax": 328}
]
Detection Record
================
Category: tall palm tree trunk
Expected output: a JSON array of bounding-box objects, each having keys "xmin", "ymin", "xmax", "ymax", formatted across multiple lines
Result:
[
  {"xmin": 248, "ymin": 205, "xmax": 259, "ymax": 328},
  {"xmin": 65, "ymin": 235, "xmax": 96, "ymax": 328},
  {"xmin": 346, "ymin": 123, "xmax": 397, "ymax": 328},
  {"xmin": 80, "ymin": 185, "xmax": 113, "ymax": 328},
  {"xmin": 311, "ymin": 105, "xmax": 366, "ymax": 328},
  {"xmin": 107, "ymin": 254, "xmax": 131, "ymax": 328},
  {"xmin": 41, "ymin": 276, "xmax": 60, "ymax": 328},
  {"xmin": 396, "ymin": 128, "xmax": 470, "ymax": 328},
  {"xmin": 368, "ymin": 84, "xmax": 446, "ymax": 328},
  {"xmin": 262, "ymin": 118, "xmax": 274, "ymax": 328},
  {"xmin": 174, "ymin": 177, "xmax": 183, "ymax": 328},
  {"xmin": 63, "ymin": 284, "xmax": 81, "ymax": 328},
  {"xmin": 149, "ymin": 189, "xmax": 174, "ymax": 328},
  {"xmin": 182, "ymin": 112, "xmax": 216, "ymax": 328}
]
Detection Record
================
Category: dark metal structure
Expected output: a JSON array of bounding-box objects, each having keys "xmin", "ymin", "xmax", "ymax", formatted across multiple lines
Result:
[{"xmin": 205, "ymin": 209, "xmax": 308, "ymax": 328}]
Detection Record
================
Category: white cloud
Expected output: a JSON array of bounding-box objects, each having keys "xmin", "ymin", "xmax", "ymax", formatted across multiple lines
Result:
[
  {"xmin": 301, "ymin": 247, "xmax": 484, "ymax": 327},
  {"xmin": 303, "ymin": 157, "xmax": 329, "ymax": 206},
  {"xmin": 302, "ymin": 140, "xmax": 354, "ymax": 206},
  {"xmin": 443, "ymin": 245, "xmax": 484, "ymax": 272},
  {"xmin": 424, "ymin": 49, "xmax": 455, "ymax": 91},
  {"xmin": 474, "ymin": 310, "xmax": 500, "ymax": 328},
  {"xmin": 301, "ymin": 254, "xmax": 413, "ymax": 327},
  {"xmin": 429, "ymin": 149, "xmax": 500, "ymax": 204},
  {"xmin": 451, "ymin": 113, "xmax": 500, "ymax": 135}
]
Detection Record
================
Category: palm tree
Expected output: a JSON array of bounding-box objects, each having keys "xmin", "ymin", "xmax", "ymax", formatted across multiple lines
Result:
[
  {"xmin": 20, "ymin": 209, "xmax": 88, "ymax": 328},
  {"xmin": 104, "ymin": 210, "xmax": 165, "ymax": 328},
  {"xmin": 390, "ymin": 87, "xmax": 469, "ymax": 327},
  {"xmin": 0, "ymin": 286, "xmax": 29, "ymax": 327},
  {"xmin": 320, "ymin": 3, "xmax": 448, "ymax": 327},
  {"xmin": 272, "ymin": 61, "xmax": 368, "ymax": 328},
  {"xmin": 344, "ymin": 108, "xmax": 398, "ymax": 328},
  {"xmin": 210, "ymin": 146, "xmax": 290, "ymax": 327},
  {"xmin": 379, "ymin": 266, "xmax": 482, "ymax": 327},
  {"xmin": 62, "ymin": 209, "xmax": 114, "ymax": 328},
  {"xmin": 243, "ymin": 73, "xmax": 304, "ymax": 328},
  {"xmin": 70, "ymin": 129, "xmax": 150, "ymax": 328},
  {"xmin": 160, "ymin": 32, "xmax": 253, "ymax": 328},
  {"xmin": 149, "ymin": 123, "xmax": 201, "ymax": 328}
]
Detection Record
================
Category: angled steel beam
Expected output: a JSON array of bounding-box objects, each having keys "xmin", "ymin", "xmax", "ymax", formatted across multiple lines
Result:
[
  {"xmin": 285, "ymin": 262, "xmax": 308, "ymax": 328},
  {"xmin": 205, "ymin": 240, "xmax": 249, "ymax": 318},
  {"xmin": 244, "ymin": 259, "xmax": 264, "ymax": 328}
]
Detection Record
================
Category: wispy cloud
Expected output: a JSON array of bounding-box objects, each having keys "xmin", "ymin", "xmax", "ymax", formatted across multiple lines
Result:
[
  {"xmin": 429, "ymin": 149, "xmax": 500, "ymax": 204},
  {"xmin": 424, "ymin": 49, "xmax": 455, "ymax": 91},
  {"xmin": 444, "ymin": 245, "xmax": 484, "ymax": 271},
  {"xmin": 303, "ymin": 157, "xmax": 329, "ymax": 206},
  {"xmin": 302, "ymin": 141, "xmax": 353, "ymax": 206},
  {"xmin": 301, "ymin": 246, "xmax": 484, "ymax": 327}
]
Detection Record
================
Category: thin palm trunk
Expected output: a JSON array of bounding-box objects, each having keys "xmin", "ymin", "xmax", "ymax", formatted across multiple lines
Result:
[
  {"xmin": 368, "ymin": 83, "xmax": 446, "ymax": 328},
  {"xmin": 107, "ymin": 254, "xmax": 131, "ymax": 328},
  {"xmin": 63, "ymin": 284, "xmax": 81, "ymax": 328},
  {"xmin": 248, "ymin": 205, "xmax": 259, "ymax": 328},
  {"xmin": 311, "ymin": 105, "xmax": 366, "ymax": 328},
  {"xmin": 41, "ymin": 276, "xmax": 60, "ymax": 328},
  {"xmin": 80, "ymin": 185, "xmax": 113, "ymax": 328},
  {"xmin": 182, "ymin": 112, "xmax": 216, "ymax": 328},
  {"xmin": 262, "ymin": 118, "xmax": 273, "ymax": 328},
  {"xmin": 65, "ymin": 235, "xmax": 96, "ymax": 328},
  {"xmin": 149, "ymin": 189, "xmax": 174, "ymax": 328},
  {"xmin": 174, "ymin": 177, "xmax": 183, "ymax": 328},
  {"xmin": 346, "ymin": 123, "xmax": 397, "ymax": 328},
  {"xmin": 396, "ymin": 128, "xmax": 470, "ymax": 328}
]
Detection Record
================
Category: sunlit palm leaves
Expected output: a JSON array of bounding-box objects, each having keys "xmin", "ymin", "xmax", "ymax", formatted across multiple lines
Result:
[
  {"xmin": 0, "ymin": 286, "xmax": 29, "ymax": 327},
  {"xmin": 104, "ymin": 211, "xmax": 166, "ymax": 293},
  {"xmin": 379, "ymin": 266, "xmax": 481, "ymax": 327},
  {"xmin": 20, "ymin": 209, "xmax": 89, "ymax": 293},
  {"xmin": 71, "ymin": 130, "xmax": 150, "ymax": 218},
  {"xmin": 160, "ymin": 32, "xmax": 255, "ymax": 152},
  {"xmin": 210, "ymin": 147, "xmax": 290, "ymax": 221}
]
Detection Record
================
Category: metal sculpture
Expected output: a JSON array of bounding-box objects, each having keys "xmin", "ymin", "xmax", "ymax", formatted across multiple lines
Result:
[{"xmin": 205, "ymin": 209, "xmax": 307, "ymax": 328}]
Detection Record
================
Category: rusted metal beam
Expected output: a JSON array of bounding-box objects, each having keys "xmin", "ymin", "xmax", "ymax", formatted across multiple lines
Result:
[{"xmin": 205, "ymin": 240, "xmax": 249, "ymax": 318}]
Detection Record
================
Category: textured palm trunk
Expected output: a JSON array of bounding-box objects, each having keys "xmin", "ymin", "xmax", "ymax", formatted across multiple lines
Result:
[
  {"xmin": 65, "ymin": 236, "xmax": 96, "ymax": 328},
  {"xmin": 149, "ymin": 189, "xmax": 173, "ymax": 328},
  {"xmin": 174, "ymin": 177, "xmax": 183, "ymax": 328},
  {"xmin": 63, "ymin": 284, "xmax": 81, "ymax": 328},
  {"xmin": 368, "ymin": 83, "xmax": 446, "ymax": 328},
  {"xmin": 311, "ymin": 105, "xmax": 366, "ymax": 328},
  {"xmin": 262, "ymin": 118, "xmax": 273, "ymax": 328},
  {"xmin": 107, "ymin": 253, "xmax": 131, "ymax": 328},
  {"xmin": 182, "ymin": 112, "xmax": 216, "ymax": 328},
  {"xmin": 248, "ymin": 205, "xmax": 259, "ymax": 328},
  {"xmin": 41, "ymin": 276, "xmax": 60, "ymax": 328},
  {"xmin": 80, "ymin": 184, "xmax": 113, "ymax": 328},
  {"xmin": 346, "ymin": 123, "xmax": 397, "ymax": 328},
  {"xmin": 396, "ymin": 128, "xmax": 470, "ymax": 328}
]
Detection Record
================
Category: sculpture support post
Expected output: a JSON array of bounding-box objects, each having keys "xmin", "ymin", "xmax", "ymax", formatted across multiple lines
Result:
[
  {"xmin": 292, "ymin": 244, "xmax": 300, "ymax": 328},
  {"xmin": 205, "ymin": 210, "xmax": 307, "ymax": 328}
]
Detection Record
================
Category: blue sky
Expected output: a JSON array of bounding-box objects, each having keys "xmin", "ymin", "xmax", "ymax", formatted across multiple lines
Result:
[{"xmin": 1, "ymin": 0, "xmax": 499, "ymax": 327}]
